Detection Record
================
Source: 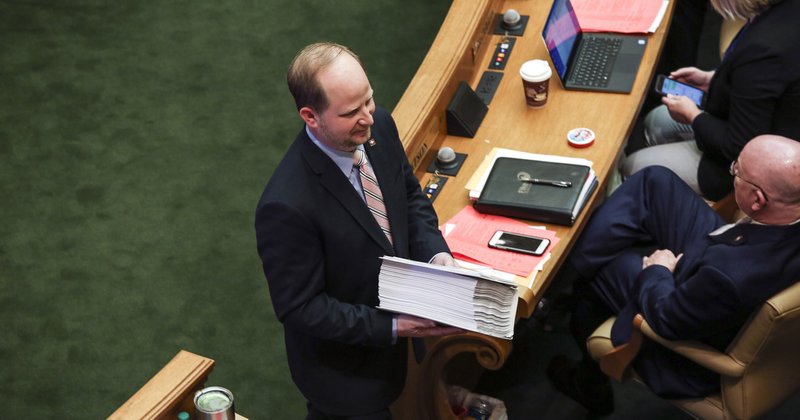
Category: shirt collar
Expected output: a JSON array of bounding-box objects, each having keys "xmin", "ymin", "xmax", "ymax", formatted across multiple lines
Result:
[
  {"xmin": 306, "ymin": 125, "xmax": 362, "ymax": 177},
  {"xmin": 709, "ymin": 214, "xmax": 800, "ymax": 236}
]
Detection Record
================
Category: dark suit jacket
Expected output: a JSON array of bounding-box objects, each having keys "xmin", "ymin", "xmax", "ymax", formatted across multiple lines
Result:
[
  {"xmin": 255, "ymin": 107, "xmax": 449, "ymax": 415},
  {"xmin": 693, "ymin": 0, "xmax": 800, "ymax": 200},
  {"xmin": 572, "ymin": 167, "xmax": 800, "ymax": 397}
]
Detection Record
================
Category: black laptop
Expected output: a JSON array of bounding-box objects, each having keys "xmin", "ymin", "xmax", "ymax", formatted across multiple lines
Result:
[{"xmin": 542, "ymin": 0, "xmax": 648, "ymax": 93}]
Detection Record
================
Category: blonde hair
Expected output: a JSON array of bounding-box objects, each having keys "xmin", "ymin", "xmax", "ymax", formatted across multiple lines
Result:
[
  {"xmin": 709, "ymin": 0, "xmax": 781, "ymax": 19},
  {"xmin": 286, "ymin": 42, "xmax": 364, "ymax": 112}
]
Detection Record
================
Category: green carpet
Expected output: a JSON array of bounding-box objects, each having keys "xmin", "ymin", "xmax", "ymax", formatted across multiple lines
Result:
[{"xmin": 0, "ymin": 1, "xmax": 449, "ymax": 417}]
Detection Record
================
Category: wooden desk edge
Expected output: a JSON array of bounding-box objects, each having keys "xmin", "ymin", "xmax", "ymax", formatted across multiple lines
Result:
[
  {"xmin": 108, "ymin": 350, "xmax": 215, "ymax": 420},
  {"xmin": 393, "ymin": 0, "xmax": 503, "ymax": 169}
]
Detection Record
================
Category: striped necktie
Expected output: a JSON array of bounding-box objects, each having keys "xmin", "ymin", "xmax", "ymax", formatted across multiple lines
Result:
[{"xmin": 354, "ymin": 149, "xmax": 393, "ymax": 245}]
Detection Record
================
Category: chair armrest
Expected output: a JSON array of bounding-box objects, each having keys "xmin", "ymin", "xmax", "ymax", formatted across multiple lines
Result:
[
  {"xmin": 597, "ymin": 316, "xmax": 644, "ymax": 382},
  {"xmin": 639, "ymin": 318, "xmax": 745, "ymax": 377}
]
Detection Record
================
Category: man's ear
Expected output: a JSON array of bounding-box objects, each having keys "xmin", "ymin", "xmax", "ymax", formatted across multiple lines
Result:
[
  {"xmin": 752, "ymin": 188, "xmax": 768, "ymax": 212},
  {"xmin": 299, "ymin": 107, "xmax": 318, "ymax": 128}
]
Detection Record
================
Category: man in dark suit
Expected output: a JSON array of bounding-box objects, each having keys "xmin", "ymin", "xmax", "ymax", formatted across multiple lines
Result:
[
  {"xmin": 255, "ymin": 42, "xmax": 461, "ymax": 419},
  {"xmin": 549, "ymin": 135, "xmax": 800, "ymax": 416}
]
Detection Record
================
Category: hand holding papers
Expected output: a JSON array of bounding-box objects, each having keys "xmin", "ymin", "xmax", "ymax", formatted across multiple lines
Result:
[
  {"xmin": 378, "ymin": 256, "xmax": 518, "ymax": 339},
  {"xmin": 395, "ymin": 314, "xmax": 464, "ymax": 338}
]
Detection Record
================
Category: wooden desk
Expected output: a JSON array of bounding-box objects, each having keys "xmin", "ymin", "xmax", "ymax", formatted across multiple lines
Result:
[{"xmin": 390, "ymin": 0, "xmax": 674, "ymax": 418}]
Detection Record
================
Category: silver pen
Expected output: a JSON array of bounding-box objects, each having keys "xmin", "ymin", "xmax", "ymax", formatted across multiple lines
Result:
[{"xmin": 522, "ymin": 178, "xmax": 572, "ymax": 188}]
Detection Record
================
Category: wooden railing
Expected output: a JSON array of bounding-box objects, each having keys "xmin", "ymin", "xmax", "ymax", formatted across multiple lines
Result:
[{"xmin": 108, "ymin": 350, "xmax": 214, "ymax": 420}]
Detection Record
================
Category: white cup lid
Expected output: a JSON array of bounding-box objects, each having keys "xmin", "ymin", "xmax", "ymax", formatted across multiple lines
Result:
[{"xmin": 520, "ymin": 60, "xmax": 552, "ymax": 82}]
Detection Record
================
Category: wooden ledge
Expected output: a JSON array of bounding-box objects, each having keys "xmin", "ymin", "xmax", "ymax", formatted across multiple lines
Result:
[
  {"xmin": 392, "ymin": 0, "xmax": 502, "ymax": 170},
  {"xmin": 108, "ymin": 350, "xmax": 215, "ymax": 420}
]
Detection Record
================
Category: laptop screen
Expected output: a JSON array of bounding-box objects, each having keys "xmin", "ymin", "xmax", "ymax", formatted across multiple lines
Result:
[{"xmin": 542, "ymin": 0, "xmax": 581, "ymax": 81}]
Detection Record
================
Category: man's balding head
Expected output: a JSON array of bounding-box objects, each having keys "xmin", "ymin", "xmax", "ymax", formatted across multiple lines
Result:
[
  {"xmin": 740, "ymin": 135, "xmax": 800, "ymax": 204},
  {"xmin": 735, "ymin": 135, "xmax": 800, "ymax": 223}
]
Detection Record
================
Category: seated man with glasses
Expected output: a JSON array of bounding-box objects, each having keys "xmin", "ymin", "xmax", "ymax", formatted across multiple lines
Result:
[
  {"xmin": 730, "ymin": 159, "xmax": 769, "ymax": 203},
  {"xmin": 548, "ymin": 134, "xmax": 800, "ymax": 416}
]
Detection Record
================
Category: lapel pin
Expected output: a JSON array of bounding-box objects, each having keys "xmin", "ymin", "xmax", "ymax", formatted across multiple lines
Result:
[{"xmin": 368, "ymin": 137, "xmax": 377, "ymax": 147}]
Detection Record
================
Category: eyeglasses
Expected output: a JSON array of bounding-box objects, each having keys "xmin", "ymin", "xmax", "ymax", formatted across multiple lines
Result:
[{"xmin": 730, "ymin": 160, "xmax": 768, "ymax": 202}]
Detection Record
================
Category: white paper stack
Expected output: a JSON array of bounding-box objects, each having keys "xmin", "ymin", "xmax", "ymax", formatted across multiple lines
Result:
[{"xmin": 377, "ymin": 256, "xmax": 518, "ymax": 339}]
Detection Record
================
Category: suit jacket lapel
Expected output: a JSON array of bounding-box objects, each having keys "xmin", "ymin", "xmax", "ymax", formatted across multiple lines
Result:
[{"xmin": 298, "ymin": 133, "xmax": 394, "ymax": 254}]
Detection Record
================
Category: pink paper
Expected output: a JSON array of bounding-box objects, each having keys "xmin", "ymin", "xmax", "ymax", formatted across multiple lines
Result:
[
  {"xmin": 441, "ymin": 206, "xmax": 560, "ymax": 277},
  {"xmin": 572, "ymin": 0, "xmax": 665, "ymax": 33}
]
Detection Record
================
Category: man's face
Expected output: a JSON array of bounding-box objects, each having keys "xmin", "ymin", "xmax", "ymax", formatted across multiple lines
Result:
[
  {"xmin": 733, "ymin": 157, "xmax": 752, "ymax": 213},
  {"xmin": 732, "ymin": 152, "xmax": 768, "ymax": 216},
  {"xmin": 305, "ymin": 54, "xmax": 375, "ymax": 152}
]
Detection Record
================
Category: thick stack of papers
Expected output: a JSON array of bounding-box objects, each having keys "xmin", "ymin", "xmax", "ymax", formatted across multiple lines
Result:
[{"xmin": 377, "ymin": 256, "xmax": 518, "ymax": 339}]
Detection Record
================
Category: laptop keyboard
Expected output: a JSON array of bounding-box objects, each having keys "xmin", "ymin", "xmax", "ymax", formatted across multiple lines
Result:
[{"xmin": 569, "ymin": 36, "xmax": 623, "ymax": 88}]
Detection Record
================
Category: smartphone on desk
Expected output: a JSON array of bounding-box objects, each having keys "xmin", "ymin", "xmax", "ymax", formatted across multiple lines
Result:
[
  {"xmin": 654, "ymin": 74, "xmax": 706, "ymax": 108},
  {"xmin": 488, "ymin": 231, "xmax": 550, "ymax": 256}
]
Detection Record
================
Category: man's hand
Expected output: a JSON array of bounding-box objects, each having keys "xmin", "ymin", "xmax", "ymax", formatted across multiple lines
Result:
[
  {"xmin": 642, "ymin": 249, "xmax": 683, "ymax": 273},
  {"xmin": 430, "ymin": 252, "xmax": 457, "ymax": 267},
  {"xmin": 396, "ymin": 314, "xmax": 464, "ymax": 337},
  {"xmin": 662, "ymin": 94, "xmax": 703, "ymax": 124}
]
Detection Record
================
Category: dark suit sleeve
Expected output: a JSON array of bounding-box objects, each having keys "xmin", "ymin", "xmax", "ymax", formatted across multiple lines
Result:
[
  {"xmin": 256, "ymin": 200, "xmax": 394, "ymax": 347},
  {"xmin": 634, "ymin": 265, "xmax": 743, "ymax": 342},
  {"xmin": 693, "ymin": 44, "xmax": 787, "ymax": 162}
]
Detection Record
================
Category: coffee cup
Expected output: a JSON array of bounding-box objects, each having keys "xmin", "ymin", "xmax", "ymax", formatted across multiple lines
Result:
[
  {"xmin": 194, "ymin": 386, "xmax": 236, "ymax": 420},
  {"xmin": 519, "ymin": 60, "xmax": 552, "ymax": 107}
]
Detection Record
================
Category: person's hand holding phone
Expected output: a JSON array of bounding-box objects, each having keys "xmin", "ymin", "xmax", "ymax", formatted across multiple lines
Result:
[
  {"xmin": 662, "ymin": 94, "xmax": 703, "ymax": 124},
  {"xmin": 669, "ymin": 67, "xmax": 714, "ymax": 92}
]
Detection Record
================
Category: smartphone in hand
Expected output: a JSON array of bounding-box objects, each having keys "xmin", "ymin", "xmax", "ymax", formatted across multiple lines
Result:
[
  {"xmin": 654, "ymin": 74, "xmax": 705, "ymax": 108},
  {"xmin": 488, "ymin": 231, "xmax": 550, "ymax": 256}
]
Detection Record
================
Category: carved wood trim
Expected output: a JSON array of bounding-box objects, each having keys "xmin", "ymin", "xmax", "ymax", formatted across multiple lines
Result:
[{"xmin": 403, "ymin": 334, "xmax": 512, "ymax": 420}]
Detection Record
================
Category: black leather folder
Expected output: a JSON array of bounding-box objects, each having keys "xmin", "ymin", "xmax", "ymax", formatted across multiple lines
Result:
[{"xmin": 474, "ymin": 157, "xmax": 597, "ymax": 225}]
